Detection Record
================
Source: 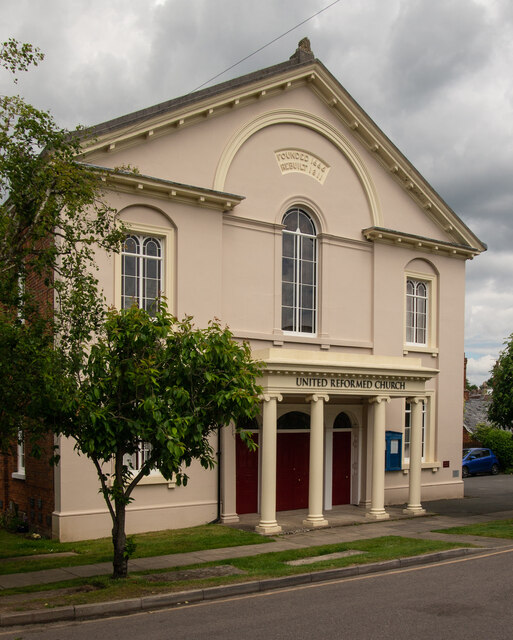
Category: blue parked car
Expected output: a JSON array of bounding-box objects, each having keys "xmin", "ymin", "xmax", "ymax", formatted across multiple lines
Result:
[{"xmin": 462, "ymin": 448, "xmax": 500, "ymax": 478}]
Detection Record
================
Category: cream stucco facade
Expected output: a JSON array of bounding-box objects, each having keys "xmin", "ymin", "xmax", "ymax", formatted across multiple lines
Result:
[{"xmin": 51, "ymin": 41, "xmax": 485, "ymax": 541}]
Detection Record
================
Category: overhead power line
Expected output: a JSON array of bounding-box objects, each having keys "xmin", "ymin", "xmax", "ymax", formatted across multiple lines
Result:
[{"xmin": 190, "ymin": 0, "xmax": 342, "ymax": 92}]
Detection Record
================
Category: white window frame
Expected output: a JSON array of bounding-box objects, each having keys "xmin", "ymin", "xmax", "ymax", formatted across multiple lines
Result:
[
  {"xmin": 114, "ymin": 222, "xmax": 174, "ymax": 314},
  {"xmin": 281, "ymin": 208, "xmax": 318, "ymax": 335},
  {"xmin": 114, "ymin": 222, "xmax": 175, "ymax": 487},
  {"xmin": 12, "ymin": 430, "xmax": 26, "ymax": 480},
  {"xmin": 121, "ymin": 235, "xmax": 163, "ymax": 315},
  {"xmin": 403, "ymin": 392, "xmax": 435, "ymax": 465},
  {"xmin": 404, "ymin": 271, "xmax": 437, "ymax": 354},
  {"xmin": 125, "ymin": 440, "xmax": 153, "ymax": 472},
  {"xmin": 406, "ymin": 279, "xmax": 427, "ymax": 345},
  {"xmin": 404, "ymin": 400, "xmax": 426, "ymax": 462},
  {"xmin": 122, "ymin": 442, "xmax": 176, "ymax": 488},
  {"xmin": 17, "ymin": 274, "xmax": 26, "ymax": 324}
]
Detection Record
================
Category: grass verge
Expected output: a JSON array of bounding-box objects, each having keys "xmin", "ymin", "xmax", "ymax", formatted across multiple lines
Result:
[
  {"xmin": 433, "ymin": 519, "xmax": 513, "ymax": 539},
  {"xmin": 0, "ymin": 536, "xmax": 466, "ymax": 612},
  {"xmin": 0, "ymin": 525, "xmax": 269, "ymax": 575}
]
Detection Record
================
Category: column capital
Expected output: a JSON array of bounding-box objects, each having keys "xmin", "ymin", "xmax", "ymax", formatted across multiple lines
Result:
[
  {"xmin": 306, "ymin": 393, "xmax": 330, "ymax": 404},
  {"xmin": 368, "ymin": 395, "xmax": 391, "ymax": 405},
  {"xmin": 260, "ymin": 393, "xmax": 283, "ymax": 403},
  {"xmin": 406, "ymin": 396, "xmax": 425, "ymax": 405}
]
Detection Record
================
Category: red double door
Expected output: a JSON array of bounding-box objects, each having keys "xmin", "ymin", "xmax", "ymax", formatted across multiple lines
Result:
[
  {"xmin": 236, "ymin": 431, "xmax": 351, "ymax": 514},
  {"xmin": 332, "ymin": 431, "xmax": 351, "ymax": 505}
]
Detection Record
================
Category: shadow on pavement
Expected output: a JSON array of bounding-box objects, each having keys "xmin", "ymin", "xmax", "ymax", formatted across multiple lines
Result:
[{"xmin": 424, "ymin": 474, "xmax": 513, "ymax": 517}]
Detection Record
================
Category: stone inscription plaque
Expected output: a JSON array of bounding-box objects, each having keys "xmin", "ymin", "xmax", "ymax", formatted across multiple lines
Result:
[{"xmin": 275, "ymin": 149, "xmax": 330, "ymax": 184}]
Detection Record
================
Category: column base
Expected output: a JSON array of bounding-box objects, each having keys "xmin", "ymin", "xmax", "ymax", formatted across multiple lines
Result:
[
  {"xmin": 403, "ymin": 506, "xmax": 426, "ymax": 516},
  {"xmin": 366, "ymin": 509, "xmax": 390, "ymax": 521},
  {"xmin": 255, "ymin": 521, "xmax": 282, "ymax": 535},
  {"xmin": 303, "ymin": 517, "xmax": 329, "ymax": 528},
  {"xmin": 220, "ymin": 513, "xmax": 240, "ymax": 524}
]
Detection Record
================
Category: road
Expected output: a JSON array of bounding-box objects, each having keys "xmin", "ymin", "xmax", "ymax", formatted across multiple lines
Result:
[
  {"xmin": 3, "ymin": 545, "xmax": 513, "ymax": 640},
  {"xmin": 425, "ymin": 473, "xmax": 513, "ymax": 517}
]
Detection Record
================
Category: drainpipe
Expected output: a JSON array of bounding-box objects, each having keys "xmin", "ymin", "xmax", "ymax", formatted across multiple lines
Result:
[{"xmin": 209, "ymin": 427, "xmax": 222, "ymax": 524}]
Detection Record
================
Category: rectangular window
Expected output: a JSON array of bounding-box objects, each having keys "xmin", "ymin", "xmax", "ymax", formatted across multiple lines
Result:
[
  {"xmin": 404, "ymin": 401, "xmax": 426, "ymax": 461},
  {"xmin": 12, "ymin": 430, "xmax": 26, "ymax": 480},
  {"xmin": 18, "ymin": 274, "xmax": 26, "ymax": 324},
  {"xmin": 121, "ymin": 441, "xmax": 174, "ymax": 486},
  {"xmin": 124, "ymin": 441, "xmax": 153, "ymax": 472}
]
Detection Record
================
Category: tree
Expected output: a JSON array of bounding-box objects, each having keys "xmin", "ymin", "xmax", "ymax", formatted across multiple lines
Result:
[
  {"xmin": 473, "ymin": 424, "xmax": 513, "ymax": 471},
  {"xmin": 0, "ymin": 39, "xmax": 124, "ymax": 449},
  {"xmin": 58, "ymin": 305, "xmax": 263, "ymax": 579},
  {"xmin": 488, "ymin": 336, "xmax": 513, "ymax": 430},
  {"xmin": 465, "ymin": 378, "xmax": 478, "ymax": 393},
  {"xmin": 0, "ymin": 315, "xmax": 61, "ymax": 453}
]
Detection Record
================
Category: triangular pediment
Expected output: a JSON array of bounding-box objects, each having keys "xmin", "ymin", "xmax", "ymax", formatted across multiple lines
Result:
[{"xmin": 80, "ymin": 43, "xmax": 485, "ymax": 254}]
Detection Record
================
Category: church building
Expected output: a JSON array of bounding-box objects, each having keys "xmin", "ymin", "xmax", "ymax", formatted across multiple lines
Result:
[{"xmin": 7, "ymin": 40, "xmax": 487, "ymax": 541}]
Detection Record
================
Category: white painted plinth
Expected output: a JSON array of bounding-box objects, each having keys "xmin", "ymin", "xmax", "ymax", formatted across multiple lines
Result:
[
  {"xmin": 255, "ymin": 522, "xmax": 283, "ymax": 535},
  {"xmin": 366, "ymin": 509, "xmax": 390, "ymax": 521},
  {"xmin": 402, "ymin": 506, "xmax": 426, "ymax": 516},
  {"xmin": 303, "ymin": 517, "xmax": 329, "ymax": 528}
]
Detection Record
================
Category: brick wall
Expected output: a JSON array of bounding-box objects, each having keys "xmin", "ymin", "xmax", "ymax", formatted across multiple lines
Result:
[
  {"xmin": 0, "ymin": 432, "xmax": 55, "ymax": 536},
  {"xmin": 0, "ymin": 239, "xmax": 56, "ymax": 536}
]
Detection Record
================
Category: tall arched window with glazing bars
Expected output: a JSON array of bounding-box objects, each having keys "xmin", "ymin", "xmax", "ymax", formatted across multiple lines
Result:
[
  {"xmin": 121, "ymin": 234, "xmax": 163, "ymax": 315},
  {"xmin": 281, "ymin": 208, "xmax": 317, "ymax": 334},
  {"xmin": 406, "ymin": 278, "xmax": 428, "ymax": 345}
]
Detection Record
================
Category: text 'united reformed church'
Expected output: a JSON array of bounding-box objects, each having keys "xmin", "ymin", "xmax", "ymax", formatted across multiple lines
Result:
[{"xmin": 295, "ymin": 377, "xmax": 407, "ymax": 390}]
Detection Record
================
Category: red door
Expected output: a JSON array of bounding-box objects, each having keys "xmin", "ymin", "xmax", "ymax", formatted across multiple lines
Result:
[
  {"xmin": 332, "ymin": 432, "xmax": 351, "ymax": 505},
  {"xmin": 236, "ymin": 433, "xmax": 259, "ymax": 514},
  {"xmin": 276, "ymin": 433, "xmax": 310, "ymax": 511}
]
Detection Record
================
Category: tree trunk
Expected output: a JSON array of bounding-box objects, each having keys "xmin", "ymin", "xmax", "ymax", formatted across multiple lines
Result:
[{"xmin": 112, "ymin": 501, "xmax": 128, "ymax": 579}]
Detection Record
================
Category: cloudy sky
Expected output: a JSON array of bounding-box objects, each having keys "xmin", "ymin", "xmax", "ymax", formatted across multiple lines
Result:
[{"xmin": 2, "ymin": 0, "xmax": 512, "ymax": 385}]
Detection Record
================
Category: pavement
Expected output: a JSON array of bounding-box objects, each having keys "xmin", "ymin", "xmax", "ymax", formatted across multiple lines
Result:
[{"xmin": 1, "ymin": 474, "xmax": 513, "ymax": 627}]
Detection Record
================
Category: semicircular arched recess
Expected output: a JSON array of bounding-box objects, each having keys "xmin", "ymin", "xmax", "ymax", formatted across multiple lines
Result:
[
  {"xmin": 213, "ymin": 109, "xmax": 382, "ymax": 227},
  {"xmin": 117, "ymin": 204, "xmax": 176, "ymax": 229},
  {"xmin": 404, "ymin": 257, "xmax": 439, "ymax": 277}
]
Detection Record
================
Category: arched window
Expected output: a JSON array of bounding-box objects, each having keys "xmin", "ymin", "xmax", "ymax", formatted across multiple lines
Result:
[
  {"xmin": 406, "ymin": 279, "xmax": 428, "ymax": 345},
  {"xmin": 121, "ymin": 234, "xmax": 163, "ymax": 315},
  {"xmin": 281, "ymin": 208, "xmax": 317, "ymax": 334},
  {"xmin": 236, "ymin": 417, "xmax": 260, "ymax": 431},
  {"xmin": 277, "ymin": 411, "xmax": 310, "ymax": 430},
  {"xmin": 333, "ymin": 412, "xmax": 352, "ymax": 429}
]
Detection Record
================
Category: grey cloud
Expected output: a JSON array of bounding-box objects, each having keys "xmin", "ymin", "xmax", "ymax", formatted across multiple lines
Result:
[
  {"xmin": 144, "ymin": 0, "xmax": 317, "ymax": 100},
  {"xmin": 2, "ymin": 0, "xmax": 512, "ymax": 384},
  {"xmin": 382, "ymin": 0, "xmax": 492, "ymax": 110}
]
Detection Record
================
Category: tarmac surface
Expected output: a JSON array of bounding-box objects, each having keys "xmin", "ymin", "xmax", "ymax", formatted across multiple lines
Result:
[{"xmin": 1, "ymin": 474, "xmax": 512, "ymax": 627}]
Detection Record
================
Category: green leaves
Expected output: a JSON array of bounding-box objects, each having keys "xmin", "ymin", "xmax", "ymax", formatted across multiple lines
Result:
[
  {"xmin": 488, "ymin": 334, "xmax": 513, "ymax": 429},
  {"xmin": 55, "ymin": 305, "xmax": 263, "ymax": 577},
  {"xmin": 0, "ymin": 39, "xmax": 44, "ymax": 81},
  {"xmin": 61, "ymin": 305, "xmax": 263, "ymax": 493},
  {"xmin": 0, "ymin": 39, "xmax": 126, "ymax": 450},
  {"xmin": 473, "ymin": 424, "xmax": 513, "ymax": 471}
]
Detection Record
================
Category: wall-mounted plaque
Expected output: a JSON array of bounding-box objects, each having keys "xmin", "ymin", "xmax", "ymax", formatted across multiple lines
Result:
[{"xmin": 275, "ymin": 148, "xmax": 330, "ymax": 184}]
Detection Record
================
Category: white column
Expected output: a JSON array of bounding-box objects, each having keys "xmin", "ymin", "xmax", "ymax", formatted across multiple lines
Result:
[
  {"xmin": 256, "ymin": 394, "xmax": 282, "ymax": 534},
  {"xmin": 404, "ymin": 397, "xmax": 426, "ymax": 515},
  {"xmin": 304, "ymin": 394, "xmax": 329, "ymax": 527},
  {"xmin": 367, "ymin": 396, "xmax": 390, "ymax": 520},
  {"xmin": 220, "ymin": 425, "xmax": 239, "ymax": 524}
]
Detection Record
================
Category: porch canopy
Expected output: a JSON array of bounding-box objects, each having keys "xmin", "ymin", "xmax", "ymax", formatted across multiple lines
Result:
[{"xmin": 252, "ymin": 348, "xmax": 438, "ymax": 534}]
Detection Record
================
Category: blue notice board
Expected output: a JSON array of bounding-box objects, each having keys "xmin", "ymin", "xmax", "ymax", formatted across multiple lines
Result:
[{"xmin": 385, "ymin": 431, "xmax": 402, "ymax": 471}]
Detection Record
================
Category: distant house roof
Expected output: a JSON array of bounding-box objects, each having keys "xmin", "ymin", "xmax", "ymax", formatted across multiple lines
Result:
[{"xmin": 464, "ymin": 394, "xmax": 491, "ymax": 432}]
